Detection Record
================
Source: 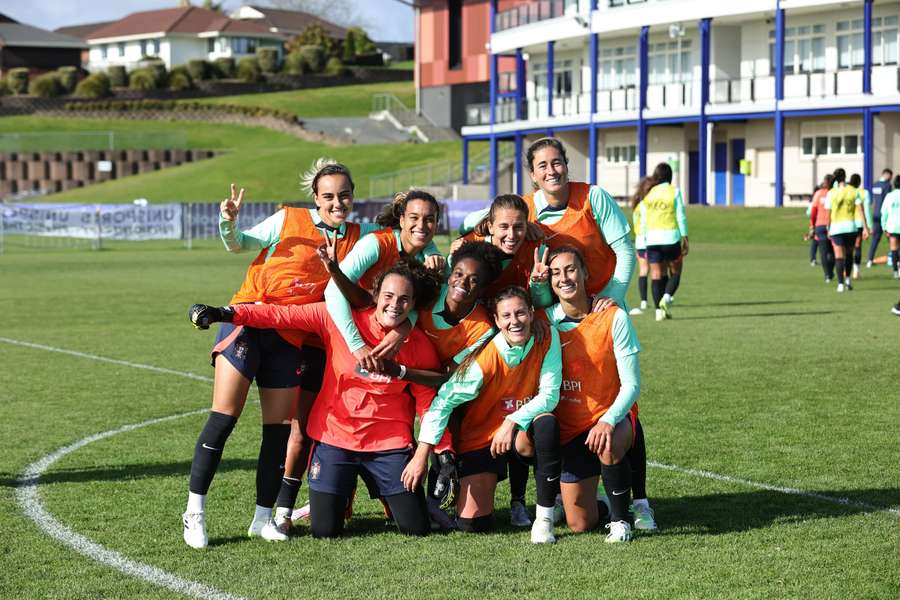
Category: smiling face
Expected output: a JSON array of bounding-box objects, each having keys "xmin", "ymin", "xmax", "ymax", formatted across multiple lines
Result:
[
  {"xmin": 446, "ymin": 256, "xmax": 486, "ymax": 306},
  {"xmin": 374, "ymin": 273, "xmax": 415, "ymax": 329},
  {"xmin": 487, "ymin": 207, "xmax": 527, "ymax": 255},
  {"xmin": 399, "ymin": 198, "xmax": 438, "ymax": 253},
  {"xmin": 549, "ymin": 251, "xmax": 587, "ymax": 303},
  {"xmin": 494, "ymin": 295, "xmax": 533, "ymax": 346},
  {"xmin": 314, "ymin": 174, "xmax": 353, "ymax": 228},
  {"xmin": 529, "ymin": 146, "xmax": 569, "ymax": 197}
]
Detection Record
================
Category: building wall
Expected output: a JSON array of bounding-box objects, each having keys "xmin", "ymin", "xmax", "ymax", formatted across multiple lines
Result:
[{"xmin": 0, "ymin": 47, "xmax": 82, "ymax": 73}]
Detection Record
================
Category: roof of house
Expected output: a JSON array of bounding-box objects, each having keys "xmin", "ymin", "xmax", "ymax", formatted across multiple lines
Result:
[
  {"xmin": 55, "ymin": 20, "xmax": 116, "ymax": 41},
  {"xmin": 241, "ymin": 5, "xmax": 348, "ymax": 38},
  {"xmin": 0, "ymin": 13, "xmax": 87, "ymax": 49},
  {"xmin": 85, "ymin": 6, "xmax": 278, "ymax": 42}
]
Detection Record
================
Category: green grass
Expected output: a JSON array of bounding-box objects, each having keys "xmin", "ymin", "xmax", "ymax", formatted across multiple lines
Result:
[
  {"xmin": 384, "ymin": 60, "xmax": 414, "ymax": 71},
  {"xmin": 1, "ymin": 208, "xmax": 898, "ymax": 598},
  {"xmin": 189, "ymin": 80, "xmax": 415, "ymax": 118},
  {"xmin": 0, "ymin": 116, "xmax": 462, "ymax": 203}
]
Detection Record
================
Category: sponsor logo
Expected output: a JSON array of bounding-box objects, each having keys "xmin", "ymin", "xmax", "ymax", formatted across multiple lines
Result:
[
  {"xmin": 201, "ymin": 443, "xmax": 222, "ymax": 452},
  {"xmin": 354, "ymin": 364, "xmax": 392, "ymax": 383},
  {"xmin": 309, "ymin": 461, "xmax": 321, "ymax": 481},
  {"xmin": 501, "ymin": 396, "xmax": 531, "ymax": 413},
  {"xmin": 561, "ymin": 379, "xmax": 582, "ymax": 392},
  {"xmin": 546, "ymin": 475, "xmax": 560, "ymax": 482},
  {"xmin": 611, "ymin": 489, "xmax": 627, "ymax": 496}
]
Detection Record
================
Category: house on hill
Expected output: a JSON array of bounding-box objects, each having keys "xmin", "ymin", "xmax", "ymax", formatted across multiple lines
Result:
[
  {"xmin": 0, "ymin": 12, "xmax": 86, "ymax": 75},
  {"xmin": 229, "ymin": 4, "xmax": 348, "ymax": 39},
  {"xmin": 83, "ymin": 6, "xmax": 284, "ymax": 71}
]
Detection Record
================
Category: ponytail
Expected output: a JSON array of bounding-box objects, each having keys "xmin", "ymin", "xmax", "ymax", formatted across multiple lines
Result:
[{"xmin": 375, "ymin": 189, "xmax": 441, "ymax": 228}]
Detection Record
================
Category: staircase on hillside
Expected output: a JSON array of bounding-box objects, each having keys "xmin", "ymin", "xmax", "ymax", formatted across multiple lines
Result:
[{"xmin": 369, "ymin": 94, "xmax": 459, "ymax": 143}]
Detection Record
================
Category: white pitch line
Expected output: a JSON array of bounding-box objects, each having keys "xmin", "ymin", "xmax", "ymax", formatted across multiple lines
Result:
[
  {"xmin": 0, "ymin": 337, "xmax": 213, "ymax": 382},
  {"xmin": 649, "ymin": 461, "xmax": 900, "ymax": 517}
]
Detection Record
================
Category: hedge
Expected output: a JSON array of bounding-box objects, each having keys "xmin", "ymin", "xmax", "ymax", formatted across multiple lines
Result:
[
  {"xmin": 6, "ymin": 68, "xmax": 29, "ymax": 94},
  {"xmin": 28, "ymin": 73, "xmax": 63, "ymax": 98},
  {"xmin": 62, "ymin": 99, "xmax": 303, "ymax": 126},
  {"xmin": 73, "ymin": 73, "xmax": 111, "ymax": 98},
  {"xmin": 56, "ymin": 67, "xmax": 79, "ymax": 93},
  {"xmin": 213, "ymin": 57, "xmax": 236, "ymax": 79},
  {"xmin": 107, "ymin": 66, "xmax": 127, "ymax": 88},
  {"xmin": 237, "ymin": 56, "xmax": 261, "ymax": 83},
  {"xmin": 128, "ymin": 69, "xmax": 158, "ymax": 90}
]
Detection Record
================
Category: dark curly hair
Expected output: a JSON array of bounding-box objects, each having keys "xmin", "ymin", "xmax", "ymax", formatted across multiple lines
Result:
[
  {"xmin": 376, "ymin": 189, "xmax": 442, "ymax": 228},
  {"xmin": 371, "ymin": 258, "xmax": 442, "ymax": 310},
  {"xmin": 449, "ymin": 240, "xmax": 504, "ymax": 287}
]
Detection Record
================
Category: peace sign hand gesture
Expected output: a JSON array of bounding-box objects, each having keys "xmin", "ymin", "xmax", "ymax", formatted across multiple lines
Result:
[
  {"xmin": 530, "ymin": 246, "xmax": 550, "ymax": 285},
  {"xmin": 220, "ymin": 183, "xmax": 244, "ymax": 221},
  {"xmin": 316, "ymin": 229, "xmax": 340, "ymax": 273}
]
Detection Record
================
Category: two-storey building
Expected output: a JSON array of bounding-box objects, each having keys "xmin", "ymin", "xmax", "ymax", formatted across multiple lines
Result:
[{"xmin": 450, "ymin": 0, "xmax": 900, "ymax": 206}]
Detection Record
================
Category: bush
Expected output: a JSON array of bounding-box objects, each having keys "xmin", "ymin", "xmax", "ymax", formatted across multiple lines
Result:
[
  {"xmin": 213, "ymin": 57, "xmax": 236, "ymax": 78},
  {"xmin": 28, "ymin": 72, "xmax": 63, "ymax": 98},
  {"xmin": 256, "ymin": 48, "xmax": 279, "ymax": 73},
  {"xmin": 107, "ymin": 65, "xmax": 127, "ymax": 87},
  {"xmin": 6, "ymin": 68, "xmax": 29, "ymax": 94},
  {"xmin": 187, "ymin": 59, "xmax": 209, "ymax": 81},
  {"xmin": 168, "ymin": 66, "xmax": 193, "ymax": 91},
  {"xmin": 287, "ymin": 24, "xmax": 337, "ymax": 58},
  {"xmin": 237, "ymin": 56, "xmax": 260, "ymax": 83},
  {"xmin": 324, "ymin": 57, "xmax": 347, "ymax": 77},
  {"xmin": 62, "ymin": 99, "xmax": 302, "ymax": 126},
  {"xmin": 56, "ymin": 66, "xmax": 79, "ymax": 93},
  {"xmin": 128, "ymin": 68, "xmax": 157, "ymax": 90},
  {"xmin": 0, "ymin": 79, "xmax": 10, "ymax": 96},
  {"xmin": 283, "ymin": 51, "xmax": 306, "ymax": 75},
  {"xmin": 144, "ymin": 61, "xmax": 167, "ymax": 86},
  {"xmin": 343, "ymin": 26, "xmax": 376, "ymax": 63},
  {"xmin": 299, "ymin": 45, "xmax": 326, "ymax": 73},
  {"xmin": 73, "ymin": 73, "xmax": 111, "ymax": 98}
]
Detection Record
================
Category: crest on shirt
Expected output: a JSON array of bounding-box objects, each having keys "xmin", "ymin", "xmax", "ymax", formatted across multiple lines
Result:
[
  {"xmin": 354, "ymin": 364, "xmax": 392, "ymax": 383},
  {"xmin": 309, "ymin": 460, "xmax": 321, "ymax": 481},
  {"xmin": 233, "ymin": 341, "xmax": 248, "ymax": 360}
]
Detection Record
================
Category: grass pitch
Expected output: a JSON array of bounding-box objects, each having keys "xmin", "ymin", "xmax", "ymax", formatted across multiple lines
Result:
[{"xmin": 1, "ymin": 207, "xmax": 898, "ymax": 599}]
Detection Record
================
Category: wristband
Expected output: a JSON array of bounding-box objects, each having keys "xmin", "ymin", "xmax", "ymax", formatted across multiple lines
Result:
[{"xmin": 397, "ymin": 364, "xmax": 407, "ymax": 379}]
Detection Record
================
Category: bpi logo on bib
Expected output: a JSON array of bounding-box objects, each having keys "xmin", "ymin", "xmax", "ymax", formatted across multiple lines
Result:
[
  {"xmin": 560, "ymin": 379, "xmax": 582, "ymax": 404},
  {"xmin": 501, "ymin": 397, "xmax": 531, "ymax": 413}
]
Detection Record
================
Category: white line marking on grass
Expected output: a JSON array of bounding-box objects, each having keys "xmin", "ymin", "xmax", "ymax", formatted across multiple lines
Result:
[
  {"xmin": 649, "ymin": 461, "xmax": 900, "ymax": 517},
  {"xmin": 17, "ymin": 410, "xmax": 246, "ymax": 600},
  {"xmin": 0, "ymin": 337, "xmax": 213, "ymax": 382}
]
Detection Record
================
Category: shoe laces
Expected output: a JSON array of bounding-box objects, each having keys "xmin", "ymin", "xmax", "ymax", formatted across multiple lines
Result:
[{"xmin": 183, "ymin": 512, "xmax": 204, "ymax": 528}]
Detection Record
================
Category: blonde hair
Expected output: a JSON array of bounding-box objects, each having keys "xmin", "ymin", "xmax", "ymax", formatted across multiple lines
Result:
[{"xmin": 299, "ymin": 157, "xmax": 354, "ymax": 199}]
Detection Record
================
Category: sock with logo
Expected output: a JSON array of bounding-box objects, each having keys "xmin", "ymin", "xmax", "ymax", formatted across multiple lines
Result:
[
  {"xmin": 600, "ymin": 457, "xmax": 632, "ymax": 523},
  {"xmin": 531, "ymin": 415, "xmax": 561, "ymax": 508},
  {"xmin": 256, "ymin": 424, "xmax": 291, "ymax": 508},
  {"xmin": 275, "ymin": 476, "xmax": 302, "ymax": 511},
  {"xmin": 189, "ymin": 411, "xmax": 237, "ymax": 495}
]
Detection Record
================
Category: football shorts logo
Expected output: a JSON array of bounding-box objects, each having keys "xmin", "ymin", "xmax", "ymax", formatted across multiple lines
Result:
[
  {"xmin": 233, "ymin": 341, "xmax": 248, "ymax": 360},
  {"xmin": 309, "ymin": 460, "xmax": 321, "ymax": 481}
]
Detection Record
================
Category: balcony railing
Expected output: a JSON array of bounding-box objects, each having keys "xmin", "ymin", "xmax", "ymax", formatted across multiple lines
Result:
[
  {"xmin": 495, "ymin": 0, "xmax": 580, "ymax": 32},
  {"xmin": 597, "ymin": 86, "xmax": 638, "ymax": 112},
  {"xmin": 709, "ymin": 69, "xmax": 894, "ymax": 104},
  {"xmin": 528, "ymin": 93, "xmax": 592, "ymax": 120},
  {"xmin": 465, "ymin": 98, "xmax": 520, "ymax": 126},
  {"xmin": 646, "ymin": 81, "xmax": 698, "ymax": 109}
]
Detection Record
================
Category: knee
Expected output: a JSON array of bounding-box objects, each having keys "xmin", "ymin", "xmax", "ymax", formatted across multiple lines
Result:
[
  {"xmin": 396, "ymin": 519, "xmax": 430, "ymax": 537},
  {"xmin": 566, "ymin": 516, "xmax": 596, "ymax": 533},
  {"xmin": 600, "ymin": 449, "xmax": 627, "ymax": 466},
  {"xmin": 531, "ymin": 414, "xmax": 559, "ymax": 447},
  {"xmin": 310, "ymin": 521, "xmax": 342, "ymax": 539}
]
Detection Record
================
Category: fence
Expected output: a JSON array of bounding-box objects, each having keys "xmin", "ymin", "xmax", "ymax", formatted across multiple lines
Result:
[
  {"xmin": 0, "ymin": 199, "xmax": 488, "ymax": 253},
  {"xmin": 0, "ymin": 131, "xmax": 189, "ymax": 152}
]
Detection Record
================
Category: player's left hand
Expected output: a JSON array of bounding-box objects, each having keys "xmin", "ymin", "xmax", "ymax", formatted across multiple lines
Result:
[
  {"xmin": 490, "ymin": 418, "xmax": 517, "ymax": 458},
  {"xmin": 586, "ymin": 421, "xmax": 614, "ymax": 457},
  {"xmin": 189, "ymin": 304, "xmax": 233, "ymax": 329},
  {"xmin": 423, "ymin": 254, "xmax": 446, "ymax": 272},
  {"xmin": 372, "ymin": 320, "xmax": 411, "ymax": 360},
  {"xmin": 591, "ymin": 295, "xmax": 616, "ymax": 313}
]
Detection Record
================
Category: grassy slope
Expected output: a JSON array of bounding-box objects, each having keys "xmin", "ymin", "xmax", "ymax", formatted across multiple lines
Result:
[
  {"xmin": 1, "ymin": 208, "xmax": 898, "ymax": 599},
  {"xmin": 0, "ymin": 117, "xmax": 462, "ymax": 203},
  {"xmin": 188, "ymin": 80, "xmax": 416, "ymax": 118}
]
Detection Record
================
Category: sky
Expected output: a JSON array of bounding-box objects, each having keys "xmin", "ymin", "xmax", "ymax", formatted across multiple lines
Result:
[{"xmin": 0, "ymin": 0, "xmax": 414, "ymax": 42}]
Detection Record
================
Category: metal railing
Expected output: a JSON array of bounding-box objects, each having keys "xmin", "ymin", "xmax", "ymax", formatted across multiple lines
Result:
[
  {"xmin": 495, "ymin": 0, "xmax": 581, "ymax": 32},
  {"xmin": 368, "ymin": 144, "xmax": 515, "ymax": 199}
]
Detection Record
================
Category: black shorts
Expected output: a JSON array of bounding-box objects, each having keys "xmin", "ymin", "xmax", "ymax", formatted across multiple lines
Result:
[
  {"xmin": 636, "ymin": 248, "xmax": 647, "ymax": 259},
  {"xmin": 307, "ymin": 441, "xmax": 412, "ymax": 498},
  {"xmin": 560, "ymin": 429, "xmax": 603, "ymax": 484},
  {"xmin": 830, "ymin": 232, "xmax": 857, "ymax": 247},
  {"xmin": 646, "ymin": 243, "xmax": 682, "ymax": 264},
  {"xmin": 457, "ymin": 446, "xmax": 509, "ymax": 481},
  {"xmin": 891, "ymin": 233, "xmax": 900, "ymax": 242},
  {"xmin": 211, "ymin": 322, "xmax": 302, "ymax": 389},
  {"xmin": 298, "ymin": 345, "xmax": 326, "ymax": 393},
  {"xmin": 814, "ymin": 225, "xmax": 830, "ymax": 243}
]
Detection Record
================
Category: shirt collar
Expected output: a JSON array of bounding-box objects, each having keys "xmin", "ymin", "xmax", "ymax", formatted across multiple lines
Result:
[{"xmin": 492, "ymin": 331, "xmax": 535, "ymax": 365}]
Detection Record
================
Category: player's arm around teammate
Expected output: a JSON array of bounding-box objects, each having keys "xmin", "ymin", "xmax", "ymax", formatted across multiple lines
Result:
[
  {"xmin": 542, "ymin": 246, "xmax": 642, "ymax": 543},
  {"xmin": 401, "ymin": 286, "xmax": 564, "ymax": 544}
]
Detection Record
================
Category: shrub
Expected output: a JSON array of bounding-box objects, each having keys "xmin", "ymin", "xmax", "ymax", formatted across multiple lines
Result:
[
  {"xmin": 107, "ymin": 65, "xmax": 127, "ymax": 87},
  {"xmin": 6, "ymin": 68, "xmax": 29, "ymax": 94},
  {"xmin": 237, "ymin": 56, "xmax": 260, "ymax": 83},
  {"xmin": 168, "ymin": 66, "xmax": 193, "ymax": 91},
  {"xmin": 128, "ymin": 68, "xmax": 157, "ymax": 90},
  {"xmin": 283, "ymin": 51, "xmax": 305, "ymax": 75},
  {"xmin": 144, "ymin": 61, "xmax": 168, "ymax": 86},
  {"xmin": 256, "ymin": 48, "xmax": 279, "ymax": 73},
  {"xmin": 187, "ymin": 59, "xmax": 209, "ymax": 81},
  {"xmin": 56, "ymin": 66, "xmax": 79, "ymax": 93},
  {"xmin": 287, "ymin": 24, "xmax": 337, "ymax": 57},
  {"xmin": 0, "ymin": 79, "xmax": 10, "ymax": 96},
  {"xmin": 324, "ymin": 56, "xmax": 347, "ymax": 77},
  {"xmin": 28, "ymin": 72, "xmax": 63, "ymax": 98},
  {"xmin": 299, "ymin": 45, "xmax": 326, "ymax": 73},
  {"xmin": 343, "ymin": 26, "xmax": 376, "ymax": 63},
  {"xmin": 213, "ymin": 57, "xmax": 236, "ymax": 78},
  {"xmin": 73, "ymin": 73, "xmax": 111, "ymax": 98}
]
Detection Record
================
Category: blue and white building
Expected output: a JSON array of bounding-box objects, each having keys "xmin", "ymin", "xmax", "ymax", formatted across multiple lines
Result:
[{"xmin": 460, "ymin": 0, "xmax": 900, "ymax": 206}]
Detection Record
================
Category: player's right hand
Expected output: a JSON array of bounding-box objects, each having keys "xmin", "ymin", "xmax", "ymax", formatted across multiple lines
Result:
[
  {"xmin": 219, "ymin": 184, "xmax": 244, "ymax": 221},
  {"xmin": 189, "ymin": 304, "xmax": 232, "ymax": 329}
]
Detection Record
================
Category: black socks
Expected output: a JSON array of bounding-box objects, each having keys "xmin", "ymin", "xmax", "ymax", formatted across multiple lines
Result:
[
  {"xmin": 600, "ymin": 458, "xmax": 632, "ymax": 523},
  {"xmin": 256, "ymin": 423, "xmax": 291, "ymax": 508},
  {"xmin": 531, "ymin": 415, "xmax": 561, "ymax": 508},
  {"xmin": 638, "ymin": 275, "xmax": 648, "ymax": 304},
  {"xmin": 189, "ymin": 411, "xmax": 237, "ymax": 495}
]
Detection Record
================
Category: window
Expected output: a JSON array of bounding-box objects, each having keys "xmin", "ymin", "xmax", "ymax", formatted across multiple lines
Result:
[
  {"xmin": 648, "ymin": 40, "xmax": 692, "ymax": 85},
  {"xmin": 142, "ymin": 39, "xmax": 159, "ymax": 56},
  {"xmin": 448, "ymin": 0, "xmax": 462, "ymax": 70},
  {"xmin": 100, "ymin": 44, "xmax": 108, "ymax": 59},
  {"xmin": 208, "ymin": 38, "xmax": 215, "ymax": 53},
  {"xmin": 837, "ymin": 19, "xmax": 865, "ymax": 69},
  {"xmin": 532, "ymin": 60, "xmax": 575, "ymax": 98},
  {"xmin": 605, "ymin": 144, "xmax": 637, "ymax": 163},
  {"xmin": 800, "ymin": 133, "xmax": 861, "ymax": 156},
  {"xmin": 873, "ymin": 16, "xmax": 899, "ymax": 66},
  {"xmin": 117, "ymin": 42, "xmax": 126, "ymax": 58},
  {"xmin": 599, "ymin": 45, "xmax": 637, "ymax": 90},
  {"xmin": 769, "ymin": 25, "xmax": 825, "ymax": 74}
]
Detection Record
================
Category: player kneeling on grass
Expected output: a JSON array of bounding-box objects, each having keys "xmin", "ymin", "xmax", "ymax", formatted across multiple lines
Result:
[
  {"xmin": 190, "ymin": 261, "xmax": 452, "ymax": 539},
  {"xmin": 401, "ymin": 286, "xmax": 564, "ymax": 544},
  {"xmin": 533, "ymin": 245, "xmax": 647, "ymax": 542}
]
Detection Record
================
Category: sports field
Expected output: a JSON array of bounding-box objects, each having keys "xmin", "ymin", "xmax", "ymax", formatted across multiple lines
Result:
[{"xmin": 1, "ymin": 207, "xmax": 898, "ymax": 599}]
